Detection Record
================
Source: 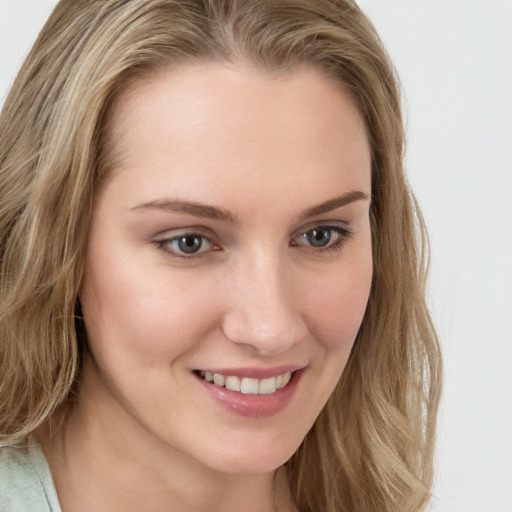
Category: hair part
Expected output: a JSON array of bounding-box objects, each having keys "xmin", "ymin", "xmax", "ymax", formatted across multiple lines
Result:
[{"xmin": 0, "ymin": 1, "xmax": 441, "ymax": 511}]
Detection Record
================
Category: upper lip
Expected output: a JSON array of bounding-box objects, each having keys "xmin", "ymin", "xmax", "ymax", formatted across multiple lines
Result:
[{"xmin": 194, "ymin": 365, "xmax": 305, "ymax": 380}]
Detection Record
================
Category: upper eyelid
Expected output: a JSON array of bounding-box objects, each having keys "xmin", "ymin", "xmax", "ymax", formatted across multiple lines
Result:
[
  {"xmin": 153, "ymin": 227, "xmax": 217, "ymax": 245},
  {"xmin": 153, "ymin": 225, "xmax": 216, "ymax": 240},
  {"xmin": 292, "ymin": 220, "xmax": 351, "ymax": 236},
  {"xmin": 151, "ymin": 220, "xmax": 352, "ymax": 245},
  {"xmin": 290, "ymin": 225, "xmax": 353, "ymax": 255},
  {"xmin": 154, "ymin": 232, "xmax": 216, "ymax": 259},
  {"xmin": 292, "ymin": 224, "xmax": 353, "ymax": 242}
]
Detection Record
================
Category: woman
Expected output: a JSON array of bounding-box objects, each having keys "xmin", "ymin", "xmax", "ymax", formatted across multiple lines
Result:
[{"xmin": 0, "ymin": 1, "xmax": 442, "ymax": 511}]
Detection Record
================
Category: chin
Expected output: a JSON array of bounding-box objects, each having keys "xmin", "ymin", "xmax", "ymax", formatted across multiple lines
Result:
[{"xmin": 192, "ymin": 433, "xmax": 303, "ymax": 476}]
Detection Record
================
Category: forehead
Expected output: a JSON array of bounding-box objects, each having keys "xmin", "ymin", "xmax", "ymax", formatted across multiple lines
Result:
[{"xmin": 102, "ymin": 61, "xmax": 371, "ymax": 210}]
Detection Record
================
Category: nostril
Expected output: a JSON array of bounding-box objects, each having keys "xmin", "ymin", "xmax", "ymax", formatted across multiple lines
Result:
[{"xmin": 222, "ymin": 310, "xmax": 307, "ymax": 355}]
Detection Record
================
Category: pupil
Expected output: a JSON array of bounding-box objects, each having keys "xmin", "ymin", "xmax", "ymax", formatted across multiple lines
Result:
[
  {"xmin": 308, "ymin": 228, "xmax": 331, "ymax": 247},
  {"xmin": 178, "ymin": 235, "xmax": 202, "ymax": 253}
]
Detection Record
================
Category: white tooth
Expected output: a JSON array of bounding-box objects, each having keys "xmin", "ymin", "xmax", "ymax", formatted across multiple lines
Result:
[
  {"xmin": 275, "ymin": 374, "xmax": 283, "ymax": 389},
  {"xmin": 259, "ymin": 377, "xmax": 276, "ymax": 394},
  {"xmin": 281, "ymin": 372, "xmax": 291, "ymax": 388},
  {"xmin": 225, "ymin": 376, "xmax": 241, "ymax": 392},
  {"xmin": 213, "ymin": 374, "xmax": 225, "ymax": 387},
  {"xmin": 241, "ymin": 378, "xmax": 259, "ymax": 394},
  {"xmin": 199, "ymin": 370, "xmax": 206, "ymax": 378},
  {"xmin": 205, "ymin": 372, "xmax": 214, "ymax": 382}
]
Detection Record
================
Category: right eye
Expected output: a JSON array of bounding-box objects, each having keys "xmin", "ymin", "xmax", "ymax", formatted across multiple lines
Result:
[{"xmin": 155, "ymin": 233, "xmax": 215, "ymax": 258}]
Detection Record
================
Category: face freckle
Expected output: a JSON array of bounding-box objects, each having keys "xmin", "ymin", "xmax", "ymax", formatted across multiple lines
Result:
[{"xmin": 79, "ymin": 61, "xmax": 373, "ymax": 475}]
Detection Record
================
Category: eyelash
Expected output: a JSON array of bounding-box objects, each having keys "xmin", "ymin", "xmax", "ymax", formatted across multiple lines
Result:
[
  {"xmin": 154, "ymin": 230, "xmax": 217, "ymax": 259},
  {"xmin": 291, "ymin": 224, "xmax": 354, "ymax": 255},
  {"xmin": 154, "ymin": 223, "xmax": 353, "ymax": 259}
]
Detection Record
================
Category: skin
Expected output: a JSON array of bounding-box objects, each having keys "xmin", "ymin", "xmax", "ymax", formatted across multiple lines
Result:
[{"xmin": 42, "ymin": 62, "xmax": 372, "ymax": 512}]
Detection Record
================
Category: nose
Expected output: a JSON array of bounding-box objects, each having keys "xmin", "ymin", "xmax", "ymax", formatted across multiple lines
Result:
[{"xmin": 221, "ymin": 249, "xmax": 307, "ymax": 356}]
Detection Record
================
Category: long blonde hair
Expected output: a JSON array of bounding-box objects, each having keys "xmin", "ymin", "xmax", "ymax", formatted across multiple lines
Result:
[{"xmin": 0, "ymin": 1, "xmax": 441, "ymax": 510}]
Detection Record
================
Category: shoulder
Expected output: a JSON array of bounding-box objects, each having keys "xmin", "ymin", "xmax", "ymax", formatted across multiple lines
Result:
[{"xmin": 0, "ymin": 439, "xmax": 61, "ymax": 512}]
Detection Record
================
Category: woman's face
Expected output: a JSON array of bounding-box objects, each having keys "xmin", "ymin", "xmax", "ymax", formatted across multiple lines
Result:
[{"xmin": 80, "ymin": 62, "xmax": 372, "ymax": 474}]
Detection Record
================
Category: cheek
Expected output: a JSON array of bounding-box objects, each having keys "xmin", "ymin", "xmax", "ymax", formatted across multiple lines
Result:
[
  {"xmin": 302, "ymin": 254, "xmax": 372, "ymax": 350},
  {"xmin": 80, "ymin": 247, "xmax": 221, "ymax": 364}
]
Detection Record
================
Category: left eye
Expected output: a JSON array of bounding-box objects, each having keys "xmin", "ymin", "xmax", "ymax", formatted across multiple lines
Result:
[
  {"xmin": 293, "ymin": 225, "xmax": 352, "ymax": 250},
  {"xmin": 158, "ymin": 233, "xmax": 213, "ymax": 257}
]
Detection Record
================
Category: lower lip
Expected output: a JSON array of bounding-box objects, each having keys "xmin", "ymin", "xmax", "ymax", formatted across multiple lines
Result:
[{"xmin": 195, "ymin": 370, "xmax": 303, "ymax": 418}]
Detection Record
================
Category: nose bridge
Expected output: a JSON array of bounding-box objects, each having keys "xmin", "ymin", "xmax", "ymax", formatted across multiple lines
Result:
[{"xmin": 222, "ymin": 246, "xmax": 306, "ymax": 354}]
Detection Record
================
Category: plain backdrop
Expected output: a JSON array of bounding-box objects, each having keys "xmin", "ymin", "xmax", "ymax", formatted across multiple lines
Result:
[{"xmin": 1, "ymin": 1, "xmax": 511, "ymax": 511}]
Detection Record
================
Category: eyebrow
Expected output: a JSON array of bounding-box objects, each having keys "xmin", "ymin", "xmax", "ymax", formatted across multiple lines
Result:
[
  {"xmin": 298, "ymin": 190, "xmax": 369, "ymax": 220},
  {"xmin": 131, "ymin": 198, "xmax": 238, "ymax": 223},
  {"xmin": 131, "ymin": 190, "xmax": 369, "ymax": 223}
]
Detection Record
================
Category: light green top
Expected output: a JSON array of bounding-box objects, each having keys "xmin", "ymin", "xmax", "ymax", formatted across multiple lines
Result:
[{"xmin": 0, "ymin": 439, "xmax": 62, "ymax": 512}]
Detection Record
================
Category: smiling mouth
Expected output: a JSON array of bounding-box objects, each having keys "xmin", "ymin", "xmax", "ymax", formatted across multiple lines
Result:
[{"xmin": 196, "ymin": 370, "xmax": 293, "ymax": 395}]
